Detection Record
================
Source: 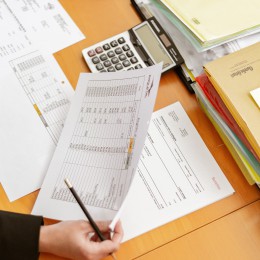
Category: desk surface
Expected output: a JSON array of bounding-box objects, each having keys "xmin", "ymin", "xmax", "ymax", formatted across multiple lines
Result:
[{"xmin": 1, "ymin": 1, "xmax": 260, "ymax": 259}]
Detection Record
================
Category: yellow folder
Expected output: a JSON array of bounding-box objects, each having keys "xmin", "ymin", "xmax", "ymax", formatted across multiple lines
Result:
[
  {"xmin": 204, "ymin": 42, "xmax": 260, "ymax": 160},
  {"xmin": 161, "ymin": 0, "xmax": 260, "ymax": 45}
]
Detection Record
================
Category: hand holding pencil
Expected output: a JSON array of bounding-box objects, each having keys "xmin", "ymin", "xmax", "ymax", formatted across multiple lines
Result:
[{"xmin": 64, "ymin": 178, "xmax": 123, "ymax": 260}]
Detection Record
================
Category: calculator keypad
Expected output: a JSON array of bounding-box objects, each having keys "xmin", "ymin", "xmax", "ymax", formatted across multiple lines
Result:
[{"xmin": 83, "ymin": 34, "xmax": 144, "ymax": 73}]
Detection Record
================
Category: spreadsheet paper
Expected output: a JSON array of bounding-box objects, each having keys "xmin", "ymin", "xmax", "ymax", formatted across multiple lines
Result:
[{"xmin": 32, "ymin": 64, "xmax": 163, "ymax": 221}]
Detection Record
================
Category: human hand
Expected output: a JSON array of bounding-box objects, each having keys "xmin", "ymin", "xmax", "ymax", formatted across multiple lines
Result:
[{"xmin": 39, "ymin": 220, "xmax": 123, "ymax": 260}]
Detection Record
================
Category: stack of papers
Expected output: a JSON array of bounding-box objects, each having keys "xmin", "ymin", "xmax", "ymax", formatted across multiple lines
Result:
[
  {"xmin": 204, "ymin": 43, "xmax": 260, "ymax": 160},
  {"xmin": 136, "ymin": 0, "xmax": 260, "ymax": 92},
  {"xmin": 194, "ymin": 42, "xmax": 260, "ymax": 186},
  {"xmin": 32, "ymin": 67, "xmax": 234, "ymax": 241},
  {"xmin": 160, "ymin": 0, "xmax": 260, "ymax": 49},
  {"xmin": 0, "ymin": 0, "xmax": 85, "ymax": 201}
]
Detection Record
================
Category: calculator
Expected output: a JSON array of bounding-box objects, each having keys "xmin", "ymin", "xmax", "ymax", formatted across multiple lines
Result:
[{"xmin": 82, "ymin": 17, "xmax": 183, "ymax": 73}]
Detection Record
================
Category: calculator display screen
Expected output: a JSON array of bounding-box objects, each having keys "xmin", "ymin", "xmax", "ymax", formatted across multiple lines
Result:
[{"xmin": 134, "ymin": 23, "xmax": 174, "ymax": 69}]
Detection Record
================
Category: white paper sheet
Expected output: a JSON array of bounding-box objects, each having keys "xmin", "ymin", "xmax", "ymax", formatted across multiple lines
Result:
[
  {"xmin": 118, "ymin": 102, "xmax": 234, "ymax": 241},
  {"xmin": 250, "ymin": 87, "xmax": 260, "ymax": 109},
  {"xmin": 0, "ymin": 0, "xmax": 85, "ymax": 200},
  {"xmin": 0, "ymin": 0, "xmax": 85, "ymax": 55},
  {"xmin": 32, "ymin": 64, "xmax": 163, "ymax": 221},
  {"xmin": 0, "ymin": 51, "xmax": 74, "ymax": 201}
]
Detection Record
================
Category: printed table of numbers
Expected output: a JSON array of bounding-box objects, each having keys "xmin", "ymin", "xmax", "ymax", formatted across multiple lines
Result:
[
  {"xmin": 52, "ymin": 76, "xmax": 145, "ymax": 211},
  {"xmin": 9, "ymin": 50, "xmax": 71, "ymax": 144}
]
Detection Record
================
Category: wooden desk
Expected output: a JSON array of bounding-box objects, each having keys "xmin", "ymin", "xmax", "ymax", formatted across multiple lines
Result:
[{"xmin": 1, "ymin": 1, "xmax": 260, "ymax": 259}]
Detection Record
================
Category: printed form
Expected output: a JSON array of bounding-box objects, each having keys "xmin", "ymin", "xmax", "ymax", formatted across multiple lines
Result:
[
  {"xmin": 119, "ymin": 102, "xmax": 234, "ymax": 241},
  {"xmin": 32, "ymin": 64, "xmax": 163, "ymax": 221},
  {"xmin": 0, "ymin": 0, "xmax": 85, "ymax": 57},
  {"xmin": 33, "ymin": 95, "xmax": 234, "ymax": 240}
]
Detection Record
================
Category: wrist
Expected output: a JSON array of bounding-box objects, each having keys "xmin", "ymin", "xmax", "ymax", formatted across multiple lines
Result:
[
  {"xmin": 39, "ymin": 222, "xmax": 68, "ymax": 258},
  {"xmin": 39, "ymin": 225, "xmax": 51, "ymax": 253}
]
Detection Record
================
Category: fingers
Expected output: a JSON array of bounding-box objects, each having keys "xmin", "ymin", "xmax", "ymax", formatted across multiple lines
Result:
[
  {"xmin": 111, "ymin": 220, "xmax": 124, "ymax": 244},
  {"xmin": 88, "ymin": 239, "xmax": 120, "ymax": 257},
  {"xmin": 91, "ymin": 220, "xmax": 124, "ymax": 242},
  {"xmin": 86, "ymin": 221, "xmax": 111, "ymax": 241},
  {"xmin": 90, "ymin": 231, "xmax": 110, "ymax": 242},
  {"xmin": 82, "ymin": 221, "xmax": 108, "ymax": 236},
  {"xmin": 40, "ymin": 219, "xmax": 123, "ymax": 260},
  {"xmin": 88, "ymin": 220, "xmax": 124, "ymax": 243},
  {"xmin": 94, "ymin": 221, "xmax": 111, "ymax": 232}
]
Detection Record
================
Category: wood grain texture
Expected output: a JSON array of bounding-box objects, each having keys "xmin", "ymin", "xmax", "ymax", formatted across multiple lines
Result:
[{"xmin": 0, "ymin": 1, "xmax": 259, "ymax": 260}]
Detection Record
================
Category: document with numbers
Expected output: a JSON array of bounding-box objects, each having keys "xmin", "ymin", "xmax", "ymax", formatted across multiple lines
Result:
[
  {"xmin": 118, "ymin": 102, "xmax": 234, "ymax": 241},
  {"xmin": 32, "ymin": 64, "xmax": 162, "ymax": 221},
  {"xmin": 0, "ymin": 51, "xmax": 74, "ymax": 201},
  {"xmin": 0, "ymin": 0, "xmax": 85, "ymax": 201},
  {"xmin": 0, "ymin": 0, "xmax": 85, "ymax": 57}
]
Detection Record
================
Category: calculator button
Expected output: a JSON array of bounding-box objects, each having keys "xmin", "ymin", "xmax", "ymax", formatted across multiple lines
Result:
[
  {"xmin": 103, "ymin": 44, "xmax": 110, "ymax": 50},
  {"xmin": 115, "ymin": 63, "xmax": 123, "ymax": 70},
  {"xmin": 104, "ymin": 60, "xmax": 112, "ymax": 67},
  {"xmin": 96, "ymin": 63, "xmax": 104, "ymax": 70},
  {"xmin": 107, "ymin": 51, "xmax": 115, "ymax": 58},
  {"xmin": 118, "ymin": 37, "xmax": 126, "ymax": 44},
  {"xmin": 83, "ymin": 32, "xmax": 147, "ymax": 73},
  {"xmin": 107, "ymin": 67, "xmax": 116, "ymax": 72},
  {"xmin": 92, "ymin": 56, "xmax": 100, "ymax": 64},
  {"xmin": 100, "ymin": 54, "xmax": 108, "ymax": 61},
  {"xmin": 95, "ymin": 47, "xmax": 103, "ymax": 54},
  {"xmin": 119, "ymin": 54, "xmax": 126, "ymax": 61},
  {"xmin": 115, "ymin": 47, "xmax": 123, "ymax": 55},
  {"xmin": 123, "ymin": 60, "xmax": 131, "ymax": 67},
  {"xmin": 110, "ymin": 40, "xmax": 118, "ymax": 47},
  {"xmin": 126, "ymin": 50, "xmax": 134, "ymax": 57},
  {"xmin": 130, "ymin": 57, "xmax": 138, "ymax": 64},
  {"xmin": 135, "ymin": 64, "xmax": 143, "ymax": 69},
  {"xmin": 111, "ymin": 57, "xmax": 119, "ymax": 64},
  {"xmin": 87, "ymin": 50, "xmax": 96, "ymax": 57},
  {"xmin": 122, "ymin": 44, "xmax": 130, "ymax": 51}
]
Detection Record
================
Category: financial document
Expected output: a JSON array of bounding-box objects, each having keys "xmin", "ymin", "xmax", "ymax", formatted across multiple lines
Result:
[
  {"xmin": 0, "ymin": 0, "xmax": 85, "ymax": 200},
  {"xmin": 0, "ymin": 51, "xmax": 74, "ymax": 201},
  {"xmin": 117, "ymin": 102, "xmax": 234, "ymax": 241},
  {"xmin": 32, "ymin": 64, "xmax": 162, "ymax": 221},
  {"xmin": 0, "ymin": 0, "xmax": 85, "ymax": 56}
]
